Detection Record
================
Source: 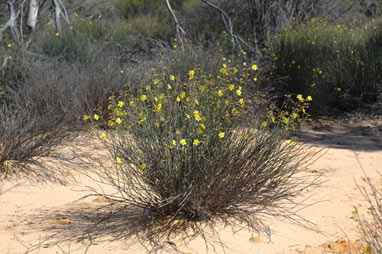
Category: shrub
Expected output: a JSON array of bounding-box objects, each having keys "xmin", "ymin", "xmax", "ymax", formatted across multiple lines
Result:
[
  {"xmin": 38, "ymin": 25, "xmax": 103, "ymax": 63},
  {"xmin": 355, "ymin": 171, "xmax": 382, "ymax": 254},
  {"xmin": 86, "ymin": 49, "xmax": 317, "ymax": 248},
  {"xmin": 355, "ymin": 127, "xmax": 382, "ymax": 254},
  {"xmin": 19, "ymin": 60, "xmax": 125, "ymax": 128},
  {"xmin": 0, "ymin": 55, "xmax": 126, "ymax": 181},
  {"xmin": 0, "ymin": 41, "xmax": 31, "ymax": 91},
  {"xmin": 269, "ymin": 17, "xmax": 382, "ymax": 115},
  {"xmin": 0, "ymin": 93, "xmax": 76, "ymax": 182}
]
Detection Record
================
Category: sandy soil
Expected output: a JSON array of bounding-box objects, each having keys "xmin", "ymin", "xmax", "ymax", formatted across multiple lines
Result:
[{"xmin": 0, "ymin": 119, "xmax": 381, "ymax": 254}]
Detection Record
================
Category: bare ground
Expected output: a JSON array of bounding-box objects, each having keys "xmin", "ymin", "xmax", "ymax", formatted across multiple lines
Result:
[{"xmin": 0, "ymin": 119, "xmax": 381, "ymax": 254}]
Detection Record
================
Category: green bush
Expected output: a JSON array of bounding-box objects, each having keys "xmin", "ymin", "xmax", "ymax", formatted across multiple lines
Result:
[
  {"xmin": 72, "ymin": 16, "xmax": 108, "ymax": 40},
  {"xmin": 39, "ymin": 25, "xmax": 103, "ymax": 63},
  {"xmin": 269, "ymin": 17, "xmax": 382, "ymax": 114},
  {"xmin": 0, "ymin": 41, "xmax": 31, "ymax": 91}
]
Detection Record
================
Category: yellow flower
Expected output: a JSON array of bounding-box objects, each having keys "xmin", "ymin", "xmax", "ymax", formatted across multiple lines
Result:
[
  {"xmin": 180, "ymin": 139, "xmax": 187, "ymax": 146},
  {"xmin": 159, "ymin": 93, "xmax": 166, "ymax": 100},
  {"xmin": 193, "ymin": 110, "xmax": 201, "ymax": 121},
  {"xmin": 307, "ymin": 96, "xmax": 312, "ymax": 101},
  {"xmin": 291, "ymin": 60, "xmax": 296, "ymax": 65},
  {"xmin": 140, "ymin": 94, "xmax": 147, "ymax": 101},
  {"xmin": 141, "ymin": 163, "xmax": 146, "ymax": 170},
  {"xmin": 229, "ymin": 84, "xmax": 235, "ymax": 91},
  {"xmin": 243, "ymin": 134, "xmax": 249, "ymax": 139},
  {"xmin": 261, "ymin": 121, "xmax": 267, "ymax": 128},
  {"xmin": 83, "ymin": 115, "xmax": 89, "ymax": 121},
  {"xmin": 180, "ymin": 92, "xmax": 186, "ymax": 98},
  {"xmin": 93, "ymin": 114, "xmax": 99, "ymax": 120},
  {"xmin": 118, "ymin": 101, "xmax": 125, "ymax": 107},
  {"xmin": 217, "ymin": 90, "xmax": 223, "ymax": 97},
  {"xmin": 292, "ymin": 112, "xmax": 298, "ymax": 119},
  {"xmin": 56, "ymin": 32, "xmax": 60, "ymax": 36},
  {"xmin": 337, "ymin": 87, "xmax": 341, "ymax": 92},
  {"xmin": 239, "ymin": 98, "xmax": 244, "ymax": 105},
  {"xmin": 175, "ymin": 129, "xmax": 180, "ymax": 135},
  {"xmin": 100, "ymin": 133, "xmax": 106, "ymax": 140},
  {"xmin": 253, "ymin": 77, "xmax": 257, "ymax": 81},
  {"xmin": 108, "ymin": 120, "xmax": 114, "ymax": 127},
  {"xmin": 8, "ymin": 56, "xmax": 11, "ymax": 60},
  {"xmin": 7, "ymin": 43, "xmax": 11, "ymax": 48},
  {"xmin": 129, "ymin": 100, "xmax": 135, "ymax": 107},
  {"xmin": 197, "ymin": 128, "xmax": 203, "ymax": 134},
  {"xmin": 311, "ymin": 83, "xmax": 316, "ymax": 88},
  {"xmin": 251, "ymin": 64, "xmax": 258, "ymax": 71},
  {"xmin": 176, "ymin": 96, "xmax": 181, "ymax": 102},
  {"xmin": 200, "ymin": 123, "xmax": 206, "ymax": 129},
  {"xmin": 172, "ymin": 140, "xmax": 177, "ymax": 145},
  {"xmin": 116, "ymin": 157, "xmax": 122, "ymax": 164},
  {"xmin": 287, "ymin": 139, "xmax": 292, "ymax": 145},
  {"xmin": 116, "ymin": 118, "xmax": 122, "ymax": 124},
  {"xmin": 296, "ymin": 94, "xmax": 304, "ymax": 102},
  {"xmin": 201, "ymin": 117, "xmax": 207, "ymax": 122},
  {"xmin": 120, "ymin": 70, "xmax": 124, "ymax": 74},
  {"xmin": 186, "ymin": 114, "xmax": 191, "ymax": 119},
  {"xmin": 168, "ymin": 84, "xmax": 172, "ymax": 89},
  {"xmin": 236, "ymin": 89, "xmax": 242, "ymax": 96},
  {"xmin": 232, "ymin": 108, "xmax": 238, "ymax": 114},
  {"xmin": 189, "ymin": 70, "xmax": 195, "ymax": 80},
  {"xmin": 153, "ymin": 79, "xmax": 160, "ymax": 85},
  {"xmin": 199, "ymin": 85, "xmax": 205, "ymax": 91},
  {"xmin": 193, "ymin": 139, "xmax": 200, "ymax": 146},
  {"xmin": 156, "ymin": 103, "xmax": 162, "ymax": 113},
  {"xmin": 218, "ymin": 132, "xmax": 225, "ymax": 138},
  {"xmin": 194, "ymin": 99, "xmax": 199, "ymax": 105},
  {"xmin": 170, "ymin": 75, "xmax": 175, "ymax": 81},
  {"xmin": 281, "ymin": 117, "xmax": 289, "ymax": 125}
]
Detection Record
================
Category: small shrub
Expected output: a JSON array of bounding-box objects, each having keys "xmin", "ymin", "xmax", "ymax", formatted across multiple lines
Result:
[
  {"xmin": 19, "ymin": 61, "xmax": 124, "ymax": 128},
  {"xmin": 87, "ymin": 51, "xmax": 317, "ymax": 248},
  {"xmin": 0, "ymin": 95, "xmax": 76, "ymax": 182},
  {"xmin": 355, "ymin": 172, "xmax": 382, "ymax": 254},
  {"xmin": 39, "ymin": 25, "xmax": 103, "ymax": 63},
  {"xmin": 72, "ymin": 16, "xmax": 109, "ymax": 40},
  {"xmin": 355, "ymin": 127, "xmax": 382, "ymax": 254},
  {"xmin": 0, "ymin": 41, "xmax": 31, "ymax": 91}
]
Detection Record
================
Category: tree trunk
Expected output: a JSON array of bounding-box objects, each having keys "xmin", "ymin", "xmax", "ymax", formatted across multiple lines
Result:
[{"xmin": 27, "ymin": 0, "xmax": 39, "ymax": 30}]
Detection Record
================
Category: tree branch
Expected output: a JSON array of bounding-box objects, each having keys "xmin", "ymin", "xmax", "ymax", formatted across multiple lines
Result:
[
  {"xmin": 201, "ymin": 0, "xmax": 254, "ymax": 53},
  {"xmin": 165, "ymin": 0, "xmax": 186, "ymax": 51},
  {"xmin": 0, "ymin": 0, "xmax": 18, "ymax": 41}
]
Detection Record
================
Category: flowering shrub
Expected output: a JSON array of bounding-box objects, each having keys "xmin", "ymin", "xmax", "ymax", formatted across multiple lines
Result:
[{"xmin": 85, "ymin": 57, "xmax": 315, "ymax": 244}]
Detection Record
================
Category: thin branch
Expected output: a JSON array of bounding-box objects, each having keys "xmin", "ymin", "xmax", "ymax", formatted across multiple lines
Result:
[
  {"xmin": 165, "ymin": 0, "xmax": 186, "ymax": 51},
  {"xmin": 0, "ymin": 0, "xmax": 18, "ymax": 40},
  {"xmin": 201, "ymin": 0, "xmax": 254, "ymax": 53}
]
